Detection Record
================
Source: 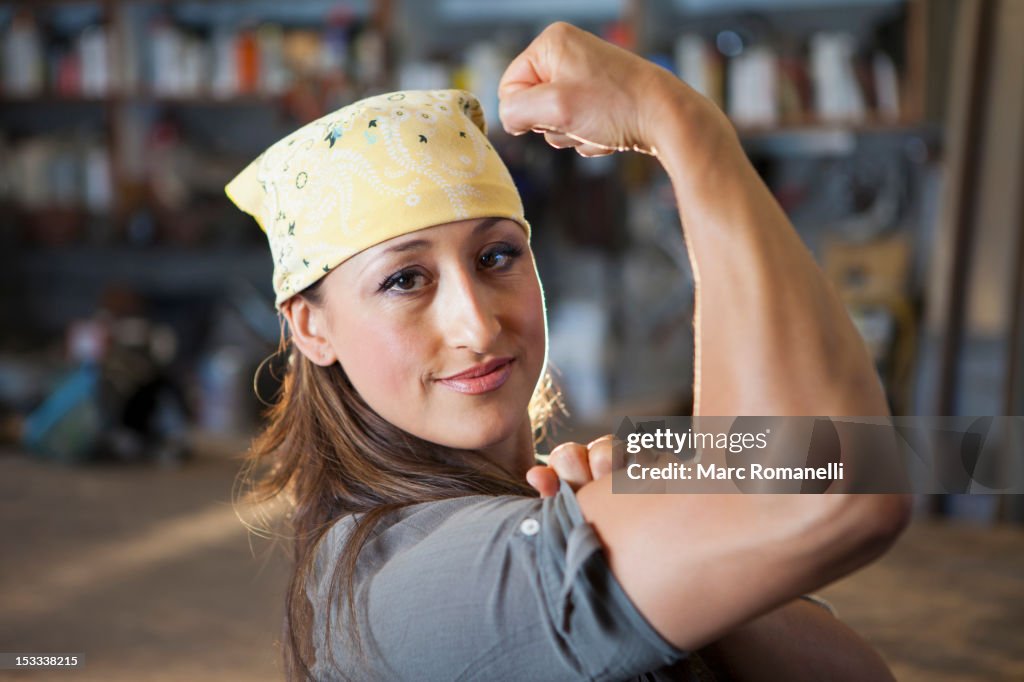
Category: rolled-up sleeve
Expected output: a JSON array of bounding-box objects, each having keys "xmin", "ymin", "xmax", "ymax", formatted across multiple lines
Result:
[
  {"xmin": 310, "ymin": 478, "xmax": 689, "ymax": 681},
  {"xmin": 530, "ymin": 478, "xmax": 689, "ymax": 679}
]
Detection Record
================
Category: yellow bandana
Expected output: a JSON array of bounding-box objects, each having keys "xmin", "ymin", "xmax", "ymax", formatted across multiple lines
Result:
[{"xmin": 224, "ymin": 89, "xmax": 531, "ymax": 308}]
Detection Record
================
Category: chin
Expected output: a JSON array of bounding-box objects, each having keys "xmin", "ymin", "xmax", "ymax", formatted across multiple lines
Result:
[
  {"xmin": 448, "ymin": 428, "xmax": 515, "ymax": 452},
  {"xmin": 439, "ymin": 414, "xmax": 521, "ymax": 451}
]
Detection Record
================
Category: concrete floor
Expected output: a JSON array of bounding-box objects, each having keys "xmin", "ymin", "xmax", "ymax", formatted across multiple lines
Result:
[
  {"xmin": 820, "ymin": 519, "xmax": 1024, "ymax": 682},
  {"xmin": 0, "ymin": 446, "xmax": 289, "ymax": 681},
  {"xmin": 1, "ymin": 447, "xmax": 1022, "ymax": 681}
]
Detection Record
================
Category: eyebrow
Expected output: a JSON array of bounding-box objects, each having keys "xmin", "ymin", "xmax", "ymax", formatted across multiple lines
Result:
[{"xmin": 377, "ymin": 217, "xmax": 506, "ymax": 256}]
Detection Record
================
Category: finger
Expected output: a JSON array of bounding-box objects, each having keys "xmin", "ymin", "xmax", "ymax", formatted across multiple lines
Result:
[
  {"xmin": 498, "ymin": 48, "xmax": 544, "ymax": 101},
  {"xmin": 498, "ymin": 22, "xmax": 568, "ymax": 100},
  {"xmin": 576, "ymin": 143, "xmax": 615, "ymax": 158},
  {"xmin": 498, "ymin": 82, "xmax": 574, "ymax": 138},
  {"xmin": 587, "ymin": 435, "xmax": 615, "ymax": 480},
  {"xmin": 543, "ymin": 130, "xmax": 579, "ymax": 149},
  {"xmin": 526, "ymin": 465, "xmax": 560, "ymax": 498},
  {"xmin": 548, "ymin": 442, "xmax": 592, "ymax": 490}
]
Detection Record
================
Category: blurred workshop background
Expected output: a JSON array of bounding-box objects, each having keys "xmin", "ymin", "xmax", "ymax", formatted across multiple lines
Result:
[{"xmin": 0, "ymin": 1, "xmax": 1022, "ymax": 680}]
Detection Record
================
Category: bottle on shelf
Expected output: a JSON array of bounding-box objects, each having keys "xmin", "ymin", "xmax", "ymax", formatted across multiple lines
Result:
[{"xmin": 2, "ymin": 9, "xmax": 45, "ymax": 98}]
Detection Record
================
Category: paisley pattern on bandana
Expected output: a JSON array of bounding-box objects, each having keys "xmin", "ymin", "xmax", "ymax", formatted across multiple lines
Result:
[{"xmin": 225, "ymin": 89, "xmax": 530, "ymax": 308}]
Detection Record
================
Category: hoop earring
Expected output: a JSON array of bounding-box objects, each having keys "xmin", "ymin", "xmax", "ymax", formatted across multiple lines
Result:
[{"xmin": 252, "ymin": 349, "xmax": 286, "ymax": 407}]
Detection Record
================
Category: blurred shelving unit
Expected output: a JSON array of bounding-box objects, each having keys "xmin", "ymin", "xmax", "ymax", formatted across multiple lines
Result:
[
  {"xmin": 0, "ymin": 0, "xmax": 396, "ymax": 348},
  {"xmin": 0, "ymin": 0, "xmax": 956, "ymax": 420}
]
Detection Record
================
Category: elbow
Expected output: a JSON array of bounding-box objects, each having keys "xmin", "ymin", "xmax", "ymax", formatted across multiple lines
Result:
[
  {"xmin": 842, "ymin": 493, "xmax": 913, "ymax": 564},
  {"xmin": 876, "ymin": 493, "xmax": 914, "ymax": 543}
]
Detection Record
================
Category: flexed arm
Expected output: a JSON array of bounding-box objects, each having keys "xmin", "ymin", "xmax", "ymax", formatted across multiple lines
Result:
[
  {"xmin": 499, "ymin": 22, "xmax": 909, "ymax": 668},
  {"xmin": 499, "ymin": 22, "xmax": 887, "ymax": 417}
]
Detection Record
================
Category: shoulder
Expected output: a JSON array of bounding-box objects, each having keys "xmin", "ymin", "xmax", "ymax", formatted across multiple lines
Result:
[
  {"xmin": 310, "ymin": 492, "xmax": 543, "ymax": 587},
  {"xmin": 326, "ymin": 492, "xmax": 541, "ymax": 551},
  {"xmin": 308, "ymin": 481, "xmax": 688, "ymax": 680}
]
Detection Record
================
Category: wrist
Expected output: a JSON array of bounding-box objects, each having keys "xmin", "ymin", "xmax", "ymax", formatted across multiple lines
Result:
[{"xmin": 642, "ymin": 74, "xmax": 746, "ymax": 190}]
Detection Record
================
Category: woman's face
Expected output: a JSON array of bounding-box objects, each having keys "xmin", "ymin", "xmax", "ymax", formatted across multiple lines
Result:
[{"xmin": 305, "ymin": 217, "xmax": 547, "ymax": 453}]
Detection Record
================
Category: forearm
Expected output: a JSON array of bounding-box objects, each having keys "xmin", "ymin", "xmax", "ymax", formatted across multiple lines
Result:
[
  {"xmin": 649, "ymin": 82, "xmax": 900, "ymax": 677},
  {"xmin": 698, "ymin": 599, "xmax": 896, "ymax": 682},
  {"xmin": 647, "ymin": 82, "xmax": 888, "ymax": 417}
]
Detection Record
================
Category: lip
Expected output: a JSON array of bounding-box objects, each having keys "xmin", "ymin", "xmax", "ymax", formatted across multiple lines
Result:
[{"xmin": 437, "ymin": 358, "xmax": 514, "ymax": 395}]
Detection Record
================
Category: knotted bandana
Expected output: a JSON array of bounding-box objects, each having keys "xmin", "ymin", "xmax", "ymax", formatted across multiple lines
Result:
[{"xmin": 225, "ymin": 89, "xmax": 530, "ymax": 308}]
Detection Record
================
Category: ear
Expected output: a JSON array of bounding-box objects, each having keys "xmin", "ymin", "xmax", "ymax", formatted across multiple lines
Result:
[{"xmin": 281, "ymin": 296, "xmax": 338, "ymax": 367}]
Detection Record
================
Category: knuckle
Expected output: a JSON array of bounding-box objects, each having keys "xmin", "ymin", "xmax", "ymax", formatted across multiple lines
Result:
[
  {"xmin": 587, "ymin": 436, "xmax": 617, "ymax": 462},
  {"xmin": 589, "ymin": 448, "xmax": 612, "ymax": 472},
  {"xmin": 549, "ymin": 442, "xmax": 583, "ymax": 463},
  {"xmin": 551, "ymin": 446, "xmax": 590, "ymax": 474},
  {"xmin": 545, "ymin": 21, "xmax": 572, "ymax": 38},
  {"xmin": 568, "ymin": 447, "xmax": 590, "ymax": 468},
  {"xmin": 591, "ymin": 445, "xmax": 611, "ymax": 461}
]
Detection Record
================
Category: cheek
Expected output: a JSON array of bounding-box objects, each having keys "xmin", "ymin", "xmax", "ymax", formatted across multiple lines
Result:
[
  {"xmin": 513, "ymin": 276, "xmax": 548, "ymax": 372},
  {"xmin": 335, "ymin": 317, "xmax": 423, "ymax": 396},
  {"xmin": 521, "ymin": 274, "xmax": 546, "ymax": 336}
]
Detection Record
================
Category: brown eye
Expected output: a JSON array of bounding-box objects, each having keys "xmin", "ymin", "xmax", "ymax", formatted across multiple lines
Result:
[
  {"xmin": 378, "ymin": 269, "xmax": 426, "ymax": 293},
  {"xmin": 480, "ymin": 244, "xmax": 524, "ymax": 269}
]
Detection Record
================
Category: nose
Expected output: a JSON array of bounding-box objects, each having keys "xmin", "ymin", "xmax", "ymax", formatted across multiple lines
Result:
[{"xmin": 439, "ymin": 264, "xmax": 501, "ymax": 352}]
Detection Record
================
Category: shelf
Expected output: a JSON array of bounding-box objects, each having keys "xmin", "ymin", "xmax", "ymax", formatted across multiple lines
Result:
[
  {"xmin": 674, "ymin": 0, "xmax": 903, "ymax": 12},
  {"xmin": 737, "ymin": 118, "xmax": 939, "ymax": 156},
  {"xmin": 438, "ymin": 0, "xmax": 622, "ymax": 22},
  {"xmin": 1, "ymin": 1, "xmax": 107, "ymax": 6},
  {"xmin": 2, "ymin": 0, "xmax": 366, "ymax": 8},
  {"xmin": 1, "ymin": 245, "xmax": 273, "ymax": 295},
  {"xmin": 0, "ymin": 93, "xmax": 281, "ymax": 106},
  {"xmin": 0, "ymin": 95, "xmax": 111, "ymax": 105},
  {"xmin": 0, "ymin": 96, "xmax": 941, "ymax": 133},
  {"xmin": 736, "ymin": 117, "xmax": 935, "ymax": 136}
]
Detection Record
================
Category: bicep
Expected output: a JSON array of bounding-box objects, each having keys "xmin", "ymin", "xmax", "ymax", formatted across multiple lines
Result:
[{"xmin": 574, "ymin": 474, "xmax": 902, "ymax": 653}]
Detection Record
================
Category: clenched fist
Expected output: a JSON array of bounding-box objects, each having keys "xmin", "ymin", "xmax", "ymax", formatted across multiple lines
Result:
[{"xmin": 498, "ymin": 21, "xmax": 723, "ymax": 159}]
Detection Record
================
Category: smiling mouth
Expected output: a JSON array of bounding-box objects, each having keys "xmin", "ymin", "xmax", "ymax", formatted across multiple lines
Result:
[{"xmin": 436, "ymin": 359, "xmax": 514, "ymax": 395}]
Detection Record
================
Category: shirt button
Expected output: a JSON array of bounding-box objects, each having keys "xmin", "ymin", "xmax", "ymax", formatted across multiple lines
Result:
[{"xmin": 519, "ymin": 518, "xmax": 540, "ymax": 536}]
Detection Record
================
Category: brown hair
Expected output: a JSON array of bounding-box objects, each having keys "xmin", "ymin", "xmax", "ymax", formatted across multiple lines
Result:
[{"xmin": 234, "ymin": 278, "xmax": 566, "ymax": 680}]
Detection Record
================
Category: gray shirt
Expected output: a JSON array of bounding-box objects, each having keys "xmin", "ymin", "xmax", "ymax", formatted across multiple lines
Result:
[{"xmin": 306, "ymin": 478, "xmax": 828, "ymax": 681}]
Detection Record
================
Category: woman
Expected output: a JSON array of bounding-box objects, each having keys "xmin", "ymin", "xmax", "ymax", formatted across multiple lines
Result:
[{"xmin": 228, "ymin": 22, "xmax": 911, "ymax": 681}]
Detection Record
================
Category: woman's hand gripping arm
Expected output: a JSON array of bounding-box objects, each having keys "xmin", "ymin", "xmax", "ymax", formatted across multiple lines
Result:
[{"xmin": 529, "ymin": 437, "xmax": 898, "ymax": 682}]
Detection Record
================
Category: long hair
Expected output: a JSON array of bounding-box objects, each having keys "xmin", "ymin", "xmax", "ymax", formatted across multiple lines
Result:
[{"xmin": 234, "ymin": 278, "xmax": 567, "ymax": 680}]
